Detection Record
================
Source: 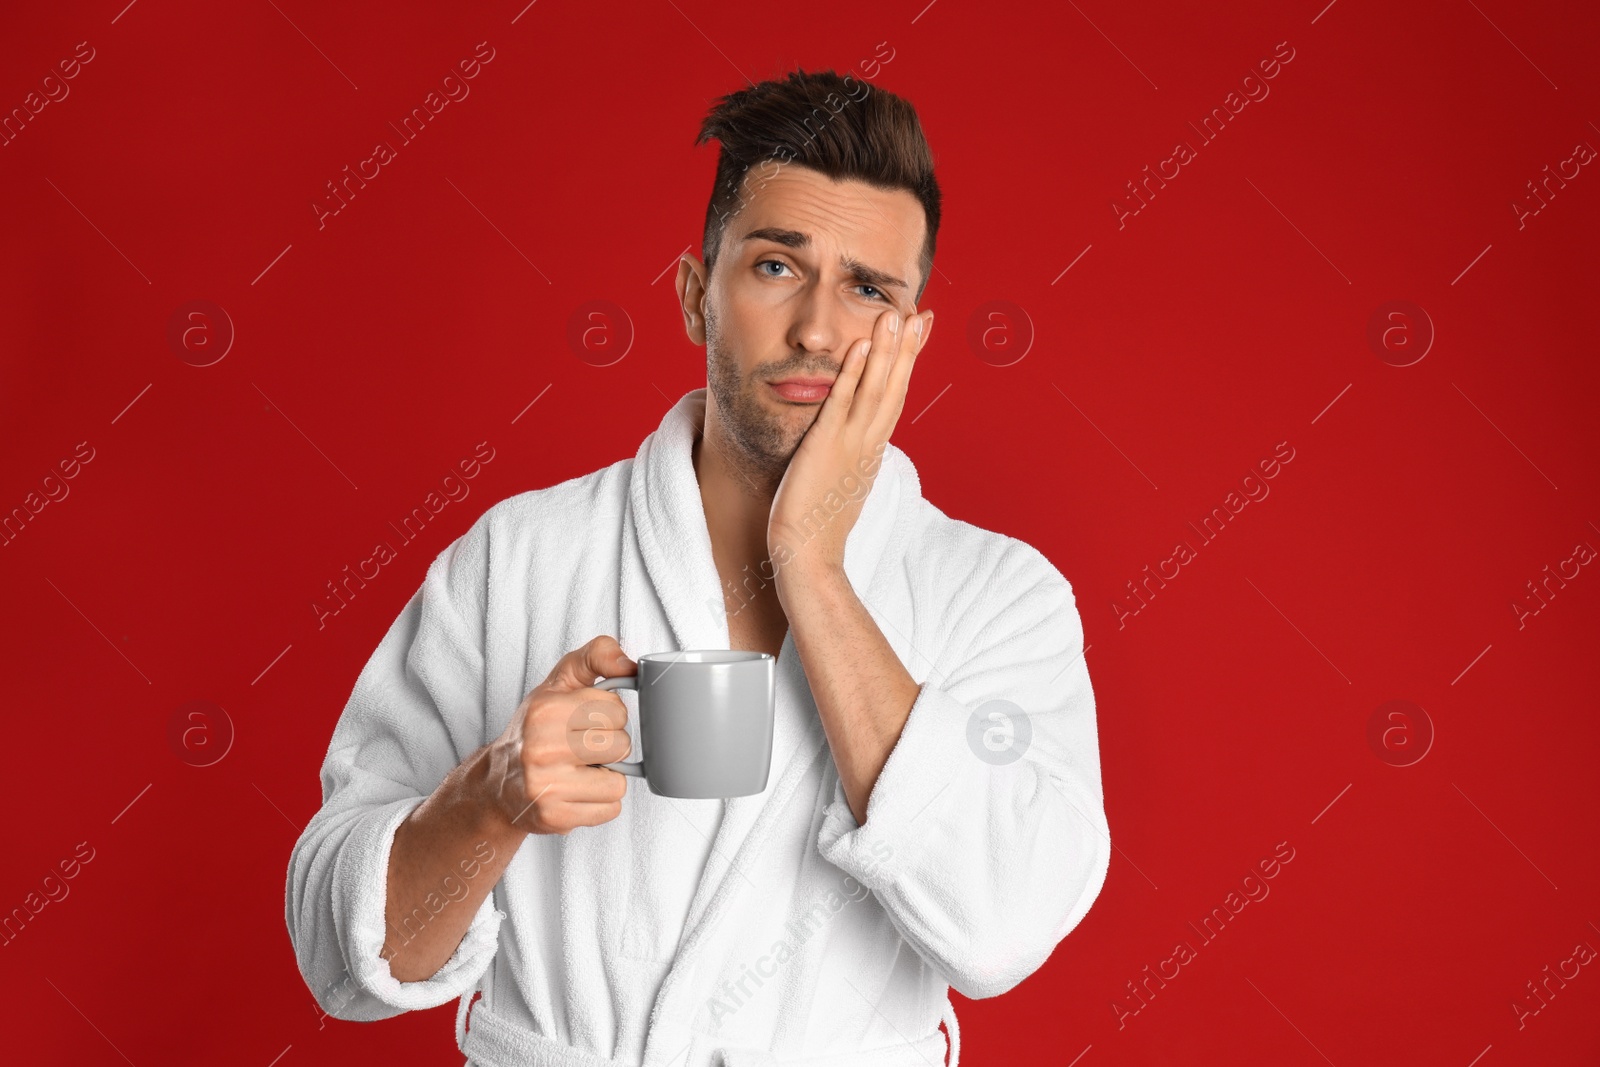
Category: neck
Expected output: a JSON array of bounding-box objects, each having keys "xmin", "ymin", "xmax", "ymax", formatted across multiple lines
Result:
[
  {"xmin": 693, "ymin": 408, "xmax": 777, "ymax": 561},
  {"xmin": 693, "ymin": 401, "xmax": 794, "ymax": 635}
]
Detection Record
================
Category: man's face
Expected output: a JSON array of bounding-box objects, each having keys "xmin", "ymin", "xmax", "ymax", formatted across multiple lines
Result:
[{"xmin": 685, "ymin": 164, "xmax": 927, "ymax": 482}]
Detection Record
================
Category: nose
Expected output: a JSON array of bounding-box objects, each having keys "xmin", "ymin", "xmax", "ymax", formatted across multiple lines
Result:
[{"xmin": 785, "ymin": 280, "xmax": 850, "ymax": 366}]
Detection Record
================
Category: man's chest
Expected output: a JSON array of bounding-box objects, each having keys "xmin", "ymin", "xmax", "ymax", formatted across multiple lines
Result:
[{"xmin": 725, "ymin": 595, "xmax": 788, "ymax": 660}]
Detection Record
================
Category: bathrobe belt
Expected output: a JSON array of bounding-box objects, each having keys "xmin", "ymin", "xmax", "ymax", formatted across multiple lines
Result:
[{"xmin": 461, "ymin": 996, "xmax": 960, "ymax": 1067}]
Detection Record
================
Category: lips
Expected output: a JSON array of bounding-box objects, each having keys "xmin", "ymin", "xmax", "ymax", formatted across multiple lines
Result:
[{"xmin": 769, "ymin": 379, "xmax": 832, "ymax": 403}]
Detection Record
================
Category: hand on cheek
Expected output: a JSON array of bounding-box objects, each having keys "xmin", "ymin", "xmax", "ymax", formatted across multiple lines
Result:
[{"xmin": 766, "ymin": 305, "xmax": 933, "ymax": 570}]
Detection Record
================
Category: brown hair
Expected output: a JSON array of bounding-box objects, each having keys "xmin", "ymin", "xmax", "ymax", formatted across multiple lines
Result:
[{"xmin": 694, "ymin": 68, "xmax": 941, "ymax": 304}]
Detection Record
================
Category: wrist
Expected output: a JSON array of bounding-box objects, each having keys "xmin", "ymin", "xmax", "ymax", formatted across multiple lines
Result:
[
  {"xmin": 456, "ymin": 744, "xmax": 526, "ymax": 841},
  {"xmin": 775, "ymin": 554, "xmax": 849, "ymax": 609}
]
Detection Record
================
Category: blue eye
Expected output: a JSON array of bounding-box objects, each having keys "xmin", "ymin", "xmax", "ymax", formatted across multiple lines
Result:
[{"xmin": 756, "ymin": 260, "xmax": 888, "ymax": 302}]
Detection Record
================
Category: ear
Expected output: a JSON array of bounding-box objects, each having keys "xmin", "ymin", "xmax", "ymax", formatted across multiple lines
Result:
[{"xmin": 676, "ymin": 254, "xmax": 709, "ymax": 344}]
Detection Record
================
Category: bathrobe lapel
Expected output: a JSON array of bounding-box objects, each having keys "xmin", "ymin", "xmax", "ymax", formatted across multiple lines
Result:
[{"xmin": 620, "ymin": 389, "xmax": 919, "ymax": 1054}]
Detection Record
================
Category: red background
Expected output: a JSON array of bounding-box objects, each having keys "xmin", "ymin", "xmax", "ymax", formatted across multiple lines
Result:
[{"xmin": 2, "ymin": 1, "xmax": 1597, "ymax": 1063}]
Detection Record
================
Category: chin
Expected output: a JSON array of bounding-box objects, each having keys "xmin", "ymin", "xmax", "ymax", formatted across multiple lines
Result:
[{"xmin": 759, "ymin": 413, "xmax": 808, "ymax": 460}]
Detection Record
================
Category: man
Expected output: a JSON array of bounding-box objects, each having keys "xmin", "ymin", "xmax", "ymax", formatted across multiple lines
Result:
[{"xmin": 287, "ymin": 68, "xmax": 1110, "ymax": 1066}]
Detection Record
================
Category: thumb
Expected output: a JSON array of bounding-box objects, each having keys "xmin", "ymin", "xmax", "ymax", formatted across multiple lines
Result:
[
  {"xmin": 593, "ymin": 634, "xmax": 637, "ymax": 676},
  {"xmin": 553, "ymin": 634, "xmax": 636, "ymax": 690}
]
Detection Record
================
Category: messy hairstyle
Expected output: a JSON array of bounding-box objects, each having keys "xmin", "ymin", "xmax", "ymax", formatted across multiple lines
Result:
[{"xmin": 694, "ymin": 68, "xmax": 941, "ymax": 305}]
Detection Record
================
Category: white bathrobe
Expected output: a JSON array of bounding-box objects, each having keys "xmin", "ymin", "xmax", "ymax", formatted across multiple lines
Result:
[{"xmin": 286, "ymin": 387, "xmax": 1111, "ymax": 1067}]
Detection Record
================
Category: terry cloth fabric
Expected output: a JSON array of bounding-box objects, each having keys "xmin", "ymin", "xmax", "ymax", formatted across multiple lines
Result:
[{"xmin": 286, "ymin": 387, "xmax": 1111, "ymax": 1066}]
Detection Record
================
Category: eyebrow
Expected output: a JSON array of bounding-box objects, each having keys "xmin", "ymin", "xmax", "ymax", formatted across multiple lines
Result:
[{"xmin": 740, "ymin": 226, "xmax": 909, "ymax": 293}]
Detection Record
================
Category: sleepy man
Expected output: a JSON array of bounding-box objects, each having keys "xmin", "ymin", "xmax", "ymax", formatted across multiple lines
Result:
[{"xmin": 286, "ymin": 67, "xmax": 1111, "ymax": 1067}]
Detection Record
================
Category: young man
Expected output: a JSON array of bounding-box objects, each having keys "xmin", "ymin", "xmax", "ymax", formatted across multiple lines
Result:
[{"xmin": 287, "ymin": 68, "xmax": 1110, "ymax": 1067}]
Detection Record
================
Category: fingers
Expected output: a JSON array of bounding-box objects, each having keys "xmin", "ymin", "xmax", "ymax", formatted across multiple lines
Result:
[
  {"xmin": 567, "ymin": 704, "xmax": 632, "ymax": 764},
  {"xmin": 501, "ymin": 638, "xmax": 642, "ymax": 836},
  {"xmin": 873, "ymin": 310, "xmax": 932, "ymax": 438},
  {"xmin": 824, "ymin": 335, "xmax": 872, "ymax": 420},
  {"xmin": 871, "ymin": 309, "xmax": 906, "ymax": 403},
  {"xmin": 852, "ymin": 308, "xmax": 900, "ymax": 422},
  {"xmin": 517, "ymin": 687, "xmax": 628, "ymax": 776},
  {"xmin": 547, "ymin": 635, "xmax": 637, "ymax": 690},
  {"xmin": 535, "ymin": 765, "xmax": 628, "ymax": 821},
  {"xmin": 570, "ymin": 763, "xmax": 630, "ymax": 802},
  {"xmin": 576, "ymin": 634, "xmax": 636, "ymax": 685},
  {"xmin": 844, "ymin": 307, "xmax": 926, "ymax": 430},
  {"xmin": 823, "ymin": 309, "xmax": 895, "ymax": 429},
  {"xmin": 568, "ymin": 692, "xmax": 628, "ymax": 732},
  {"xmin": 542, "ymin": 798, "xmax": 625, "ymax": 835},
  {"xmin": 508, "ymin": 756, "xmax": 629, "ymax": 834},
  {"xmin": 561, "ymin": 799, "xmax": 627, "ymax": 827}
]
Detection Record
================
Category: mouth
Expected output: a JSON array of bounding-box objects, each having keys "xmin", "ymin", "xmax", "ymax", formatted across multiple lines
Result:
[{"xmin": 768, "ymin": 378, "xmax": 834, "ymax": 404}]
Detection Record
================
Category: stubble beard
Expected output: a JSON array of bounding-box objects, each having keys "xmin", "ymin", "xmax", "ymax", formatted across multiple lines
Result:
[{"xmin": 704, "ymin": 301, "xmax": 807, "ymax": 496}]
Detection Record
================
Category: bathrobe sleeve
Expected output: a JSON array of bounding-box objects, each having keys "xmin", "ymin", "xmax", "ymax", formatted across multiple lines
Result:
[
  {"xmin": 286, "ymin": 511, "xmax": 505, "ymax": 1021},
  {"xmin": 815, "ymin": 541, "xmax": 1111, "ymax": 1000}
]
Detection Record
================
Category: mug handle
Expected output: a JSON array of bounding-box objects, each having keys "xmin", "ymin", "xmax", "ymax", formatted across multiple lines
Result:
[{"xmin": 591, "ymin": 676, "xmax": 645, "ymax": 777}]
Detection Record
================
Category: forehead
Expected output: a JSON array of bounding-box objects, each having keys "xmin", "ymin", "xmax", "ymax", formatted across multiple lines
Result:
[{"xmin": 727, "ymin": 164, "xmax": 924, "ymax": 276}]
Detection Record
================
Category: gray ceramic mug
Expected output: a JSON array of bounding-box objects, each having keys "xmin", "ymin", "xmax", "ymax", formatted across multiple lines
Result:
[{"xmin": 590, "ymin": 650, "xmax": 777, "ymax": 798}]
